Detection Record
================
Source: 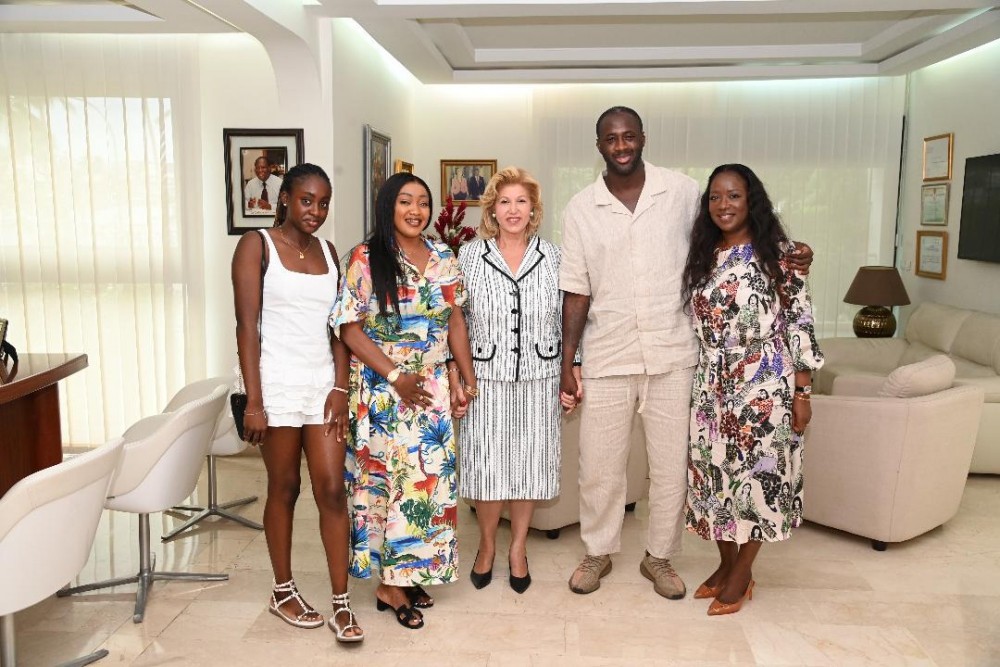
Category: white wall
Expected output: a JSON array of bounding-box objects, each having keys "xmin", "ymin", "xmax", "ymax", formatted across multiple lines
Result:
[
  {"xmin": 897, "ymin": 39, "xmax": 1000, "ymax": 320},
  {"xmin": 331, "ymin": 20, "xmax": 418, "ymax": 250},
  {"xmin": 195, "ymin": 35, "xmax": 281, "ymax": 375}
]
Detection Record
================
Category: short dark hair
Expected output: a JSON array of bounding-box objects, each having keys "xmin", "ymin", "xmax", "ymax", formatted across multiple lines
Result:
[{"xmin": 595, "ymin": 106, "xmax": 643, "ymax": 137}]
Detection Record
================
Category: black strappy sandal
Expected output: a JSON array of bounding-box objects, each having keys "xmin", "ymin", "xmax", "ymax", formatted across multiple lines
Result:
[
  {"xmin": 406, "ymin": 585, "xmax": 434, "ymax": 609},
  {"xmin": 376, "ymin": 597, "xmax": 424, "ymax": 629}
]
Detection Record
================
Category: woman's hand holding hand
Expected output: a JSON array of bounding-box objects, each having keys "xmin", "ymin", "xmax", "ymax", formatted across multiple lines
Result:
[
  {"xmin": 394, "ymin": 372, "xmax": 434, "ymax": 410},
  {"xmin": 450, "ymin": 381, "xmax": 469, "ymax": 419},
  {"xmin": 243, "ymin": 407, "xmax": 268, "ymax": 446},
  {"xmin": 324, "ymin": 389, "xmax": 349, "ymax": 442},
  {"xmin": 792, "ymin": 397, "xmax": 812, "ymax": 434},
  {"xmin": 560, "ymin": 366, "xmax": 584, "ymax": 414}
]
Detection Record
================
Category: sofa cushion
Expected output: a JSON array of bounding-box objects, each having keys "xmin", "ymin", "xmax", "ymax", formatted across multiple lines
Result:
[
  {"xmin": 899, "ymin": 341, "xmax": 940, "ymax": 366},
  {"xmin": 951, "ymin": 312, "xmax": 1000, "ymax": 373},
  {"xmin": 953, "ymin": 377, "xmax": 1000, "ymax": 403},
  {"xmin": 879, "ymin": 355, "xmax": 956, "ymax": 398},
  {"xmin": 904, "ymin": 303, "xmax": 969, "ymax": 353}
]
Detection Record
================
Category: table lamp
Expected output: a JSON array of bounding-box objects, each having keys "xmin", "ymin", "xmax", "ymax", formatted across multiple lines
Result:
[{"xmin": 843, "ymin": 266, "xmax": 911, "ymax": 337}]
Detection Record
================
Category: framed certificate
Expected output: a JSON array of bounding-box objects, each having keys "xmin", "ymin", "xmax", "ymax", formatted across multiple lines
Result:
[
  {"xmin": 920, "ymin": 184, "xmax": 949, "ymax": 226},
  {"xmin": 922, "ymin": 133, "xmax": 953, "ymax": 182},
  {"xmin": 916, "ymin": 230, "xmax": 948, "ymax": 280}
]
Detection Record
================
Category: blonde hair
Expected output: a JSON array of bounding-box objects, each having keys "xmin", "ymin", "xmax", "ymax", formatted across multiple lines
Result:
[{"xmin": 477, "ymin": 166, "xmax": 544, "ymax": 240}]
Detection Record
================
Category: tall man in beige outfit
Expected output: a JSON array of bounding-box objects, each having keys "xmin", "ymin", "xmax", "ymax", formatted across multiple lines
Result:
[{"xmin": 559, "ymin": 106, "xmax": 698, "ymax": 598}]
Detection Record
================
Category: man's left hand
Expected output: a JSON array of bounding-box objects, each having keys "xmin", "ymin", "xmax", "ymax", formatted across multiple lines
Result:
[{"xmin": 787, "ymin": 241, "xmax": 814, "ymax": 275}]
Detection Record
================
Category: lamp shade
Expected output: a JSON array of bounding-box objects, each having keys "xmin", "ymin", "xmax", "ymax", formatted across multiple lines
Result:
[{"xmin": 843, "ymin": 266, "xmax": 911, "ymax": 307}]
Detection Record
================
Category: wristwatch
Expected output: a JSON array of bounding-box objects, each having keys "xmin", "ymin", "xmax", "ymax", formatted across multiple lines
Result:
[{"xmin": 386, "ymin": 367, "xmax": 402, "ymax": 384}]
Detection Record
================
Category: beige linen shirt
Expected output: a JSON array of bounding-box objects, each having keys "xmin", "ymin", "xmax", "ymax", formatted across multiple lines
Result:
[{"xmin": 560, "ymin": 162, "xmax": 700, "ymax": 378}]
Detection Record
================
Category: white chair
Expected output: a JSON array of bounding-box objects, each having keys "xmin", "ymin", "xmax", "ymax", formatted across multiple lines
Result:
[
  {"xmin": 0, "ymin": 438, "xmax": 124, "ymax": 667},
  {"xmin": 58, "ymin": 384, "xmax": 230, "ymax": 623},
  {"xmin": 160, "ymin": 376, "xmax": 263, "ymax": 542},
  {"xmin": 805, "ymin": 356, "xmax": 985, "ymax": 550}
]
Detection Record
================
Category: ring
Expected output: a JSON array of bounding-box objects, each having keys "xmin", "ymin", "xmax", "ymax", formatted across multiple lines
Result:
[{"xmin": 417, "ymin": 380, "xmax": 424, "ymax": 388}]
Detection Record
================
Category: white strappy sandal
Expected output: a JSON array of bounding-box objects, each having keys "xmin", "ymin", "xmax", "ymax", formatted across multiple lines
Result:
[
  {"xmin": 329, "ymin": 592, "xmax": 364, "ymax": 643},
  {"xmin": 268, "ymin": 578, "xmax": 325, "ymax": 629}
]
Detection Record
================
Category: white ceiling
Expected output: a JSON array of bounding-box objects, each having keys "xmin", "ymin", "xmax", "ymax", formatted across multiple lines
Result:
[{"xmin": 2, "ymin": 0, "xmax": 999, "ymax": 83}]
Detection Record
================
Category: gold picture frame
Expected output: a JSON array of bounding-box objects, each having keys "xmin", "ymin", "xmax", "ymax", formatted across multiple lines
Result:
[
  {"xmin": 440, "ymin": 159, "xmax": 498, "ymax": 207},
  {"xmin": 394, "ymin": 159, "xmax": 413, "ymax": 174},
  {"xmin": 920, "ymin": 183, "xmax": 949, "ymax": 226},
  {"xmin": 922, "ymin": 133, "xmax": 953, "ymax": 182},
  {"xmin": 915, "ymin": 230, "xmax": 948, "ymax": 280}
]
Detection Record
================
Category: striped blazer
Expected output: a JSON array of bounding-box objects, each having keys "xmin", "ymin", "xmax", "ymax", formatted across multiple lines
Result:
[{"xmin": 457, "ymin": 237, "xmax": 566, "ymax": 382}]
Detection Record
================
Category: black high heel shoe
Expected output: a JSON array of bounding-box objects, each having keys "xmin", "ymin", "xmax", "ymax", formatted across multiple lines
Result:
[
  {"xmin": 470, "ymin": 550, "xmax": 494, "ymax": 590},
  {"xmin": 509, "ymin": 555, "xmax": 531, "ymax": 594}
]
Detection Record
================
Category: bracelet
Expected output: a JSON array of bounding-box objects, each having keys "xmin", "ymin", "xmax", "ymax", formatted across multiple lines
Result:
[
  {"xmin": 331, "ymin": 386, "xmax": 348, "ymax": 395},
  {"xmin": 244, "ymin": 408, "xmax": 267, "ymax": 417},
  {"xmin": 386, "ymin": 367, "xmax": 402, "ymax": 384},
  {"xmin": 448, "ymin": 368, "xmax": 459, "ymax": 375},
  {"xmin": 794, "ymin": 385, "xmax": 812, "ymax": 395},
  {"xmin": 793, "ymin": 393, "xmax": 811, "ymax": 401},
  {"xmin": 464, "ymin": 384, "xmax": 479, "ymax": 398}
]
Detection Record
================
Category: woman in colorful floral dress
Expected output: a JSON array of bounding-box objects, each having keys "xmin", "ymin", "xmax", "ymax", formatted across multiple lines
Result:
[
  {"xmin": 331, "ymin": 172, "xmax": 477, "ymax": 630},
  {"xmin": 681, "ymin": 164, "xmax": 823, "ymax": 616}
]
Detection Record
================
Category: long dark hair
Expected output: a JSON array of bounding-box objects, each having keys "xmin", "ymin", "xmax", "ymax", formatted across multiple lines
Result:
[
  {"xmin": 368, "ymin": 172, "xmax": 433, "ymax": 315},
  {"xmin": 273, "ymin": 163, "xmax": 331, "ymax": 226},
  {"xmin": 681, "ymin": 164, "xmax": 789, "ymax": 309}
]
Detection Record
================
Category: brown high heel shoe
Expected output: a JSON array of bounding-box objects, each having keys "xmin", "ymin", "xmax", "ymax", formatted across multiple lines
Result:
[
  {"xmin": 693, "ymin": 581, "xmax": 724, "ymax": 599},
  {"xmin": 707, "ymin": 579, "xmax": 754, "ymax": 616}
]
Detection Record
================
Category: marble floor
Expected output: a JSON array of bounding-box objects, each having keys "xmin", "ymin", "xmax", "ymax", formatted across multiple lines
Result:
[{"xmin": 10, "ymin": 451, "xmax": 1000, "ymax": 666}]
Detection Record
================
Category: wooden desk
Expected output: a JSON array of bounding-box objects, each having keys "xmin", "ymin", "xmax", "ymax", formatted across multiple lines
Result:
[{"xmin": 0, "ymin": 353, "xmax": 88, "ymax": 497}]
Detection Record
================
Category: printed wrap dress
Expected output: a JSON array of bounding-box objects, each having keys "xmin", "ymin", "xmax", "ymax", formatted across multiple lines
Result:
[
  {"xmin": 685, "ymin": 241, "xmax": 824, "ymax": 544},
  {"xmin": 330, "ymin": 239, "xmax": 467, "ymax": 586}
]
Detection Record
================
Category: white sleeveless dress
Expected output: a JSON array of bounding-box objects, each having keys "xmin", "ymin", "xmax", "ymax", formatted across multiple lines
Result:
[{"xmin": 258, "ymin": 229, "xmax": 340, "ymax": 427}]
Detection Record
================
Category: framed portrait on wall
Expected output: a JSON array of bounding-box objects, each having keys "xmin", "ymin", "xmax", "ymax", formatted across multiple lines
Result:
[
  {"xmin": 920, "ymin": 184, "xmax": 949, "ymax": 226},
  {"xmin": 364, "ymin": 125, "xmax": 391, "ymax": 237},
  {"xmin": 224, "ymin": 128, "xmax": 304, "ymax": 235},
  {"xmin": 394, "ymin": 159, "xmax": 414, "ymax": 174},
  {"xmin": 440, "ymin": 159, "xmax": 498, "ymax": 207}
]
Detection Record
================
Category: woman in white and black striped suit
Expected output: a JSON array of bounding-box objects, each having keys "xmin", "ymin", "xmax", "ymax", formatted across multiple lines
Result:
[{"xmin": 449, "ymin": 167, "xmax": 581, "ymax": 594}]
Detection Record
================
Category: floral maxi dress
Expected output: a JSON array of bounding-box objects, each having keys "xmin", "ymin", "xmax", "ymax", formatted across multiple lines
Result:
[
  {"xmin": 685, "ymin": 242, "xmax": 823, "ymax": 544},
  {"xmin": 331, "ymin": 239, "xmax": 467, "ymax": 586}
]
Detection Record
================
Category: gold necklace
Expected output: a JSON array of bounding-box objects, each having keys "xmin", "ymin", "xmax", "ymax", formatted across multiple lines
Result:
[{"xmin": 277, "ymin": 227, "xmax": 313, "ymax": 259}]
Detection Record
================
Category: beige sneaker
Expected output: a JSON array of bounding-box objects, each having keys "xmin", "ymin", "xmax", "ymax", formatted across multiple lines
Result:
[
  {"xmin": 569, "ymin": 555, "xmax": 612, "ymax": 594},
  {"xmin": 640, "ymin": 552, "xmax": 686, "ymax": 599}
]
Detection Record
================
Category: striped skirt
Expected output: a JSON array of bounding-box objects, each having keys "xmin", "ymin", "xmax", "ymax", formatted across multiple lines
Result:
[{"xmin": 458, "ymin": 376, "xmax": 561, "ymax": 501}]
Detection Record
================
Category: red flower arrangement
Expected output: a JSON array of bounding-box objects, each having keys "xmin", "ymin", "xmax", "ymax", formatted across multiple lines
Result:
[{"xmin": 432, "ymin": 196, "xmax": 475, "ymax": 255}]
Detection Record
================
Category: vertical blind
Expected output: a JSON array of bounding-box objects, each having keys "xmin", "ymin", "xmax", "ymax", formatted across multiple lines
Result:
[
  {"xmin": 0, "ymin": 34, "xmax": 201, "ymax": 444},
  {"xmin": 532, "ymin": 77, "xmax": 907, "ymax": 337}
]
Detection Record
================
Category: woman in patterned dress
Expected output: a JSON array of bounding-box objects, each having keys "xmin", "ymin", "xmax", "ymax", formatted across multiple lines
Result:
[
  {"xmin": 681, "ymin": 164, "xmax": 824, "ymax": 616},
  {"xmin": 331, "ymin": 172, "xmax": 477, "ymax": 630}
]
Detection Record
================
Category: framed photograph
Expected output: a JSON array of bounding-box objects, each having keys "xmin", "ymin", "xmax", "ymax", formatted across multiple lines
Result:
[
  {"xmin": 440, "ymin": 159, "xmax": 498, "ymax": 207},
  {"xmin": 922, "ymin": 133, "xmax": 953, "ymax": 182},
  {"xmin": 224, "ymin": 128, "xmax": 304, "ymax": 236},
  {"xmin": 916, "ymin": 230, "xmax": 948, "ymax": 280},
  {"xmin": 364, "ymin": 125, "xmax": 392, "ymax": 237},
  {"xmin": 920, "ymin": 184, "xmax": 950, "ymax": 226},
  {"xmin": 394, "ymin": 159, "xmax": 414, "ymax": 174}
]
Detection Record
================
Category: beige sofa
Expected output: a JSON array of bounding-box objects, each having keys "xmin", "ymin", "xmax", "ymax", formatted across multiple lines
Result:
[
  {"xmin": 805, "ymin": 356, "xmax": 985, "ymax": 549},
  {"xmin": 815, "ymin": 302, "xmax": 1000, "ymax": 473}
]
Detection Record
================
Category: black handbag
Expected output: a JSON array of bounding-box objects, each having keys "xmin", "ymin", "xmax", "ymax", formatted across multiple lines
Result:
[
  {"xmin": 230, "ymin": 391, "xmax": 249, "ymax": 440},
  {"xmin": 231, "ymin": 233, "xmax": 266, "ymax": 441}
]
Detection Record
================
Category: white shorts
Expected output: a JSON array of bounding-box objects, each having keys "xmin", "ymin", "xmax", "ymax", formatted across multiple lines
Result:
[{"xmin": 268, "ymin": 411, "xmax": 325, "ymax": 428}]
